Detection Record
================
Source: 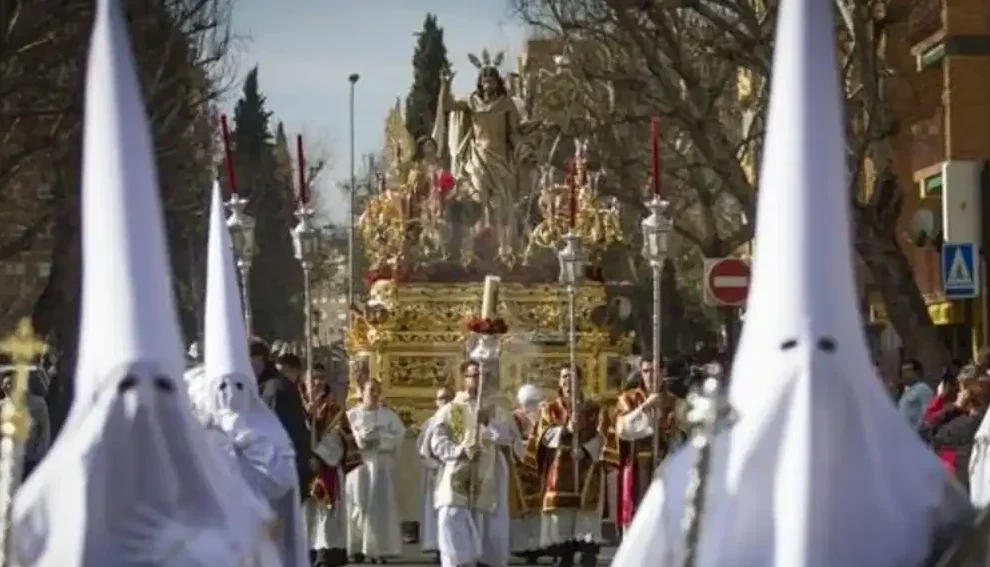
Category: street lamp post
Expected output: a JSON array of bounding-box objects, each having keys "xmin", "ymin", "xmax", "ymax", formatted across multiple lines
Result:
[
  {"xmin": 347, "ymin": 73, "xmax": 360, "ymax": 325},
  {"xmin": 557, "ymin": 230, "xmax": 584, "ymax": 492},
  {"xmin": 641, "ymin": 194, "xmax": 672, "ymax": 470},
  {"xmin": 226, "ymin": 193, "xmax": 257, "ymax": 335}
]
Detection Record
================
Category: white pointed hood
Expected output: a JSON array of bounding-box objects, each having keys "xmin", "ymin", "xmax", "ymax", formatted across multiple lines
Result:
[
  {"xmin": 204, "ymin": 182, "xmax": 253, "ymax": 381},
  {"xmin": 611, "ymin": 0, "xmax": 972, "ymax": 564},
  {"xmin": 196, "ymin": 183, "xmax": 306, "ymax": 566},
  {"xmin": 70, "ymin": 0, "xmax": 184, "ymax": 405},
  {"xmin": 11, "ymin": 2, "xmax": 275, "ymax": 565}
]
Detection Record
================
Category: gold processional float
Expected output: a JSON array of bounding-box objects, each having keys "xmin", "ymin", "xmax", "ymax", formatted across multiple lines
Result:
[{"xmin": 345, "ymin": 100, "xmax": 631, "ymax": 426}]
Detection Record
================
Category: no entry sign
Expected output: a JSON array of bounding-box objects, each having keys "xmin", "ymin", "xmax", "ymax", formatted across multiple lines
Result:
[{"xmin": 704, "ymin": 258, "xmax": 751, "ymax": 307}]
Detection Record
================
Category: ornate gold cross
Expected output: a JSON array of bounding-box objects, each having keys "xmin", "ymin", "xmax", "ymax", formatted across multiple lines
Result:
[{"xmin": 0, "ymin": 318, "xmax": 47, "ymax": 441}]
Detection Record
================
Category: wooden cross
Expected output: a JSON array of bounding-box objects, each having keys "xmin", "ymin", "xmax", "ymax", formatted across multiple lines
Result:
[{"xmin": 0, "ymin": 318, "xmax": 47, "ymax": 441}]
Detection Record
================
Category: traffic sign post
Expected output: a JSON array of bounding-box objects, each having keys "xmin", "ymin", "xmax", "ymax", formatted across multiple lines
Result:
[
  {"xmin": 942, "ymin": 243, "xmax": 979, "ymax": 300},
  {"xmin": 704, "ymin": 258, "xmax": 751, "ymax": 307}
]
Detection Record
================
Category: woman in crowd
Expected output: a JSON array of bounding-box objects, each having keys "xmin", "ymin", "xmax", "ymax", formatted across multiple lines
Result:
[
  {"xmin": 923, "ymin": 360, "xmax": 963, "ymax": 426},
  {"xmin": 920, "ymin": 371, "xmax": 990, "ymax": 487}
]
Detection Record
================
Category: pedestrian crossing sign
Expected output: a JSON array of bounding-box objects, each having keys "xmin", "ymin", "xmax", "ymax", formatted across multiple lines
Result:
[{"xmin": 941, "ymin": 243, "xmax": 979, "ymax": 299}]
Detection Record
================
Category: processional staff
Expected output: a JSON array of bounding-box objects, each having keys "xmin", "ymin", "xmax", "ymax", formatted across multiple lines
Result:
[
  {"xmin": 680, "ymin": 363, "xmax": 734, "ymax": 567},
  {"xmin": 0, "ymin": 318, "xmax": 47, "ymax": 566},
  {"xmin": 468, "ymin": 275, "xmax": 502, "ymax": 511}
]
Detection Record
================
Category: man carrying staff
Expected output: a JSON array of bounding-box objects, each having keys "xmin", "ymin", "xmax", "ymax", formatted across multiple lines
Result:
[
  {"xmin": 426, "ymin": 360, "xmax": 513, "ymax": 567},
  {"xmin": 304, "ymin": 369, "xmax": 360, "ymax": 567},
  {"xmin": 608, "ymin": 356, "xmax": 680, "ymax": 535},
  {"xmin": 524, "ymin": 364, "xmax": 611, "ymax": 567}
]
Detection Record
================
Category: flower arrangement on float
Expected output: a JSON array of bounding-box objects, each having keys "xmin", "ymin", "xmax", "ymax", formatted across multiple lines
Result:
[{"xmin": 463, "ymin": 276, "xmax": 508, "ymax": 335}]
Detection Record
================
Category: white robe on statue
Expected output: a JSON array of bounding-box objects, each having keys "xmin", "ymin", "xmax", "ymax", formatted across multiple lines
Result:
[
  {"xmin": 428, "ymin": 394, "xmax": 512, "ymax": 567},
  {"xmin": 417, "ymin": 412, "xmax": 444, "ymax": 552},
  {"xmin": 345, "ymin": 405, "xmax": 406, "ymax": 558},
  {"xmin": 304, "ymin": 426, "xmax": 347, "ymax": 551}
]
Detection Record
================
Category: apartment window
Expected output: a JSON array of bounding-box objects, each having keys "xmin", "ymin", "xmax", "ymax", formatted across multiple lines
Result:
[
  {"xmin": 921, "ymin": 172, "xmax": 943, "ymax": 198},
  {"xmin": 2, "ymin": 262, "xmax": 26, "ymax": 276},
  {"xmin": 918, "ymin": 43, "xmax": 945, "ymax": 70},
  {"xmin": 36, "ymin": 183, "xmax": 53, "ymax": 200},
  {"xmin": 37, "ymin": 262, "xmax": 51, "ymax": 278}
]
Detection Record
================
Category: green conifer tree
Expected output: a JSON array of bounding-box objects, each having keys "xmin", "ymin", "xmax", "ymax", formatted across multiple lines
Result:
[
  {"xmin": 229, "ymin": 67, "xmax": 303, "ymax": 342},
  {"xmin": 404, "ymin": 14, "xmax": 451, "ymax": 142}
]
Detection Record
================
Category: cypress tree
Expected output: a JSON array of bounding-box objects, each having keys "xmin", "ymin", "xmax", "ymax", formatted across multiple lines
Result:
[
  {"xmin": 230, "ymin": 67, "xmax": 303, "ymax": 342},
  {"xmin": 404, "ymin": 14, "xmax": 451, "ymax": 142}
]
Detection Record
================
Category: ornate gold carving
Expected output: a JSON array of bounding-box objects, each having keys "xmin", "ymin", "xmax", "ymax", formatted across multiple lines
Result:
[
  {"xmin": 346, "ymin": 281, "xmax": 633, "ymax": 411},
  {"xmin": 387, "ymin": 355, "xmax": 456, "ymax": 388},
  {"xmin": 523, "ymin": 141, "xmax": 623, "ymax": 266}
]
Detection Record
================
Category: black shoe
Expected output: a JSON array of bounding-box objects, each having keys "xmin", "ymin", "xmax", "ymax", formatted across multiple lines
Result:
[{"xmin": 578, "ymin": 543, "xmax": 599, "ymax": 567}]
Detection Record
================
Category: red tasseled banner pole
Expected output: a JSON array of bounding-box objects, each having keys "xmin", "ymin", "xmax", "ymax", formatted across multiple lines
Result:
[
  {"xmin": 651, "ymin": 116, "xmax": 661, "ymax": 196},
  {"xmin": 568, "ymin": 159, "xmax": 577, "ymax": 228},
  {"xmin": 296, "ymin": 134, "xmax": 307, "ymax": 204},
  {"xmin": 220, "ymin": 114, "xmax": 237, "ymax": 195}
]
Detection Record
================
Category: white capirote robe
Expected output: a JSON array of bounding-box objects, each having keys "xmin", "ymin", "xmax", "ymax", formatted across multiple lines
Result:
[
  {"xmin": 417, "ymin": 412, "xmax": 444, "ymax": 552},
  {"xmin": 428, "ymin": 397, "xmax": 512, "ymax": 567},
  {"xmin": 508, "ymin": 410, "xmax": 542, "ymax": 554},
  {"xmin": 538, "ymin": 424, "xmax": 606, "ymax": 547},
  {"xmin": 345, "ymin": 405, "xmax": 406, "ymax": 558},
  {"xmin": 304, "ymin": 425, "xmax": 347, "ymax": 551},
  {"xmin": 208, "ymin": 386, "xmax": 306, "ymax": 567}
]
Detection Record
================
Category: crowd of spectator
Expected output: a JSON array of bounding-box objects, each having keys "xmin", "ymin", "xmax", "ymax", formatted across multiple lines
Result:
[{"xmin": 885, "ymin": 349, "xmax": 990, "ymax": 490}]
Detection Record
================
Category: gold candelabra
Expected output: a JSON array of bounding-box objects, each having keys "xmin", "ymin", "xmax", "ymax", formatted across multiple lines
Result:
[{"xmin": 0, "ymin": 318, "xmax": 47, "ymax": 565}]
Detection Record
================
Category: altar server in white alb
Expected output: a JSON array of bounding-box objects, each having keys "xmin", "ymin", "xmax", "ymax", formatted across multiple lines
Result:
[
  {"xmin": 9, "ymin": 1, "xmax": 275, "ymax": 564},
  {"xmin": 611, "ymin": 0, "xmax": 974, "ymax": 564},
  {"xmin": 428, "ymin": 359, "xmax": 513, "ymax": 567},
  {"xmin": 345, "ymin": 378, "xmax": 406, "ymax": 562},
  {"xmin": 199, "ymin": 184, "xmax": 308, "ymax": 567}
]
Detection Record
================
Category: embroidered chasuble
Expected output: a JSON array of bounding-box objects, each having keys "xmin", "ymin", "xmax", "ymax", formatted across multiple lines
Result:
[
  {"xmin": 524, "ymin": 398, "xmax": 611, "ymax": 511},
  {"xmin": 506, "ymin": 409, "xmax": 543, "ymax": 517}
]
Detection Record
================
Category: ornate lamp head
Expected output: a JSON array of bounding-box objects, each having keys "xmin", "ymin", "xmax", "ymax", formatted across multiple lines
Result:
[
  {"xmin": 291, "ymin": 204, "xmax": 321, "ymax": 268},
  {"xmin": 558, "ymin": 232, "xmax": 585, "ymax": 287},
  {"xmin": 226, "ymin": 193, "xmax": 256, "ymax": 267},
  {"xmin": 641, "ymin": 195, "xmax": 672, "ymax": 268}
]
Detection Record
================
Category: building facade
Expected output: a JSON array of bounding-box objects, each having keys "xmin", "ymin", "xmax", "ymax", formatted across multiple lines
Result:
[{"xmin": 868, "ymin": 0, "xmax": 990, "ymax": 360}]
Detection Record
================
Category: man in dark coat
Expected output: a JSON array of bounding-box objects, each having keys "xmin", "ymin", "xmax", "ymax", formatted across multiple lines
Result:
[
  {"xmin": 267, "ymin": 351, "xmax": 314, "ymax": 496},
  {"xmin": 250, "ymin": 339, "xmax": 281, "ymax": 393}
]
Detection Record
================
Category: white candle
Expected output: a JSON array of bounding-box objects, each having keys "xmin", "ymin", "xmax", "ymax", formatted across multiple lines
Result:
[{"xmin": 480, "ymin": 275, "xmax": 501, "ymax": 320}]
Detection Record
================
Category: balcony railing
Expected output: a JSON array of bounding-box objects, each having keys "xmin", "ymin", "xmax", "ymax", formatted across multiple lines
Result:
[
  {"xmin": 910, "ymin": 107, "xmax": 945, "ymax": 173},
  {"xmin": 907, "ymin": 0, "xmax": 943, "ymax": 45}
]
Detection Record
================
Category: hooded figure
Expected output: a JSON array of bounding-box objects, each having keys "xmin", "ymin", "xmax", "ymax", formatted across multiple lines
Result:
[
  {"xmin": 10, "ymin": 1, "xmax": 275, "ymax": 564},
  {"xmin": 195, "ymin": 184, "xmax": 308, "ymax": 567},
  {"xmin": 611, "ymin": 0, "xmax": 974, "ymax": 564}
]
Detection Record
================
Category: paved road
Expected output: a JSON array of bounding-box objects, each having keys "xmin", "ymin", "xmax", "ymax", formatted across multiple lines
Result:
[{"xmin": 353, "ymin": 544, "xmax": 615, "ymax": 565}]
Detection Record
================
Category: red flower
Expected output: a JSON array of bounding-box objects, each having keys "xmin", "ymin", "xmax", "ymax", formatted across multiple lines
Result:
[
  {"xmin": 465, "ymin": 316, "xmax": 509, "ymax": 335},
  {"xmin": 437, "ymin": 170, "xmax": 455, "ymax": 192}
]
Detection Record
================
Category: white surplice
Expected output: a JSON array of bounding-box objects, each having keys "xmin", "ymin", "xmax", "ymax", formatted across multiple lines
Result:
[
  {"xmin": 417, "ymin": 411, "xmax": 445, "ymax": 552},
  {"xmin": 612, "ymin": 0, "xmax": 974, "ymax": 564},
  {"xmin": 428, "ymin": 393, "xmax": 512, "ymax": 567},
  {"xmin": 304, "ymin": 424, "xmax": 347, "ymax": 551},
  {"xmin": 536, "ymin": 418, "xmax": 606, "ymax": 548},
  {"xmin": 9, "ymin": 2, "xmax": 273, "ymax": 565},
  {"xmin": 345, "ymin": 405, "xmax": 406, "ymax": 558}
]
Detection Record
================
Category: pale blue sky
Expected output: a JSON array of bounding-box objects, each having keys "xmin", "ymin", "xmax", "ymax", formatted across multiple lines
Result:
[{"xmin": 222, "ymin": 0, "xmax": 530, "ymax": 222}]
